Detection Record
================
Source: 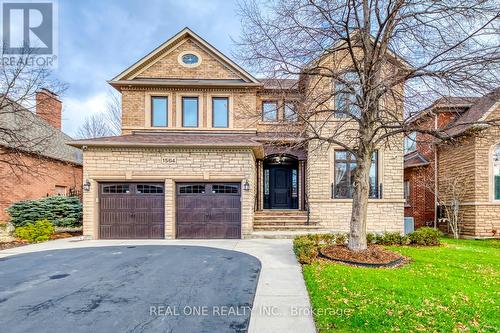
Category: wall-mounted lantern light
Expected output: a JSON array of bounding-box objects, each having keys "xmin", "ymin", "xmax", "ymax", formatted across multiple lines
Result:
[
  {"xmin": 83, "ymin": 179, "xmax": 91, "ymax": 192},
  {"xmin": 243, "ymin": 179, "xmax": 250, "ymax": 191}
]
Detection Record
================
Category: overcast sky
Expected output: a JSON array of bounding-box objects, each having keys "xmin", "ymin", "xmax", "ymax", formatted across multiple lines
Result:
[{"xmin": 54, "ymin": 0, "xmax": 242, "ymax": 136}]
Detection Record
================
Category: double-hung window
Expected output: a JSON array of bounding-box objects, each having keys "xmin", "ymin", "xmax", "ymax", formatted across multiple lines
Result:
[
  {"xmin": 334, "ymin": 150, "xmax": 379, "ymax": 198},
  {"xmin": 262, "ymin": 101, "xmax": 278, "ymax": 122},
  {"xmin": 212, "ymin": 97, "xmax": 229, "ymax": 128},
  {"xmin": 182, "ymin": 97, "xmax": 199, "ymax": 127},
  {"xmin": 334, "ymin": 71, "xmax": 361, "ymax": 118},
  {"xmin": 151, "ymin": 96, "xmax": 168, "ymax": 127}
]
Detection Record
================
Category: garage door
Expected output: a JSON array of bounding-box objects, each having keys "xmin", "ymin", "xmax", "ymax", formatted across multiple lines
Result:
[
  {"xmin": 99, "ymin": 183, "xmax": 165, "ymax": 239},
  {"xmin": 176, "ymin": 183, "xmax": 241, "ymax": 239}
]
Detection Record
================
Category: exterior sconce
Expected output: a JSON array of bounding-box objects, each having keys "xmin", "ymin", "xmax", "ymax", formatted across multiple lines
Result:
[
  {"xmin": 243, "ymin": 179, "xmax": 250, "ymax": 191},
  {"xmin": 83, "ymin": 179, "xmax": 91, "ymax": 192}
]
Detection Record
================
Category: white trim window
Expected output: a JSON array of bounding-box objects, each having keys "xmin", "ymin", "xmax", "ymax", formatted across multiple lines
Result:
[{"xmin": 493, "ymin": 145, "xmax": 500, "ymax": 200}]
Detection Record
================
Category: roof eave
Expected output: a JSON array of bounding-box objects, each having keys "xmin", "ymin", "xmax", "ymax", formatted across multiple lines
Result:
[{"xmin": 108, "ymin": 80, "xmax": 262, "ymax": 89}]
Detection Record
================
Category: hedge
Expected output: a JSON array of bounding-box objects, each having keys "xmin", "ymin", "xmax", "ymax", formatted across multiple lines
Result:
[{"xmin": 6, "ymin": 196, "xmax": 82, "ymax": 228}]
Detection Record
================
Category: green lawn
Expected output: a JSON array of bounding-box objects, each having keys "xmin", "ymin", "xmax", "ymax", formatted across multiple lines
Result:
[{"xmin": 302, "ymin": 238, "xmax": 499, "ymax": 332}]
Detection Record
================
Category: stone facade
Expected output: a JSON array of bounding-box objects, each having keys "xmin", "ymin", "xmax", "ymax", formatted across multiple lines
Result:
[
  {"xmin": 82, "ymin": 147, "xmax": 255, "ymax": 239},
  {"xmin": 79, "ymin": 28, "xmax": 406, "ymax": 239},
  {"xmin": 306, "ymin": 139, "xmax": 404, "ymax": 232}
]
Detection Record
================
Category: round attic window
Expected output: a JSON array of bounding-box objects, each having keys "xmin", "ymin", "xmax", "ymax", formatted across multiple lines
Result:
[
  {"xmin": 178, "ymin": 51, "xmax": 202, "ymax": 68},
  {"xmin": 182, "ymin": 53, "xmax": 199, "ymax": 65}
]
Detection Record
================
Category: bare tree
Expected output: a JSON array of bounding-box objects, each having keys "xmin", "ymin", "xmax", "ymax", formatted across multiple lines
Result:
[
  {"xmin": 77, "ymin": 113, "xmax": 114, "ymax": 139},
  {"xmin": 236, "ymin": 0, "xmax": 499, "ymax": 250},
  {"xmin": 104, "ymin": 90, "xmax": 122, "ymax": 135},
  {"xmin": 419, "ymin": 167, "xmax": 469, "ymax": 239},
  {"xmin": 76, "ymin": 91, "xmax": 121, "ymax": 139},
  {"xmin": 0, "ymin": 47, "xmax": 67, "ymax": 175}
]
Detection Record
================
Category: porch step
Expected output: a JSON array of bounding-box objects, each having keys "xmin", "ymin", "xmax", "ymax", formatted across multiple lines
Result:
[
  {"xmin": 248, "ymin": 229, "xmax": 330, "ymax": 239},
  {"xmin": 254, "ymin": 210, "xmax": 311, "ymax": 230},
  {"xmin": 253, "ymin": 225, "xmax": 322, "ymax": 231}
]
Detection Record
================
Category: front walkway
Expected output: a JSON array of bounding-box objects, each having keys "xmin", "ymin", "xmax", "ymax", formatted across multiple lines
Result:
[{"xmin": 0, "ymin": 238, "xmax": 316, "ymax": 333}]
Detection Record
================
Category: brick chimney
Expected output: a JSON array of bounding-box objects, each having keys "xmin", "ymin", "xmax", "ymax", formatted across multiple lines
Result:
[{"xmin": 36, "ymin": 88, "xmax": 62, "ymax": 129}]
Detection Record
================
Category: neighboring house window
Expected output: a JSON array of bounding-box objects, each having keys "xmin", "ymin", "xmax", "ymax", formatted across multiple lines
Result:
[
  {"xmin": 55, "ymin": 186, "xmax": 66, "ymax": 196},
  {"xmin": 334, "ymin": 71, "xmax": 361, "ymax": 118},
  {"xmin": 404, "ymin": 132, "xmax": 417, "ymax": 153},
  {"xmin": 212, "ymin": 97, "xmax": 229, "ymax": 128},
  {"xmin": 262, "ymin": 101, "xmax": 278, "ymax": 122},
  {"xmin": 404, "ymin": 180, "xmax": 410, "ymax": 206},
  {"xmin": 284, "ymin": 102, "xmax": 298, "ymax": 122},
  {"xmin": 334, "ymin": 150, "xmax": 378, "ymax": 198},
  {"xmin": 151, "ymin": 96, "xmax": 168, "ymax": 127},
  {"xmin": 182, "ymin": 97, "xmax": 199, "ymax": 127},
  {"xmin": 493, "ymin": 145, "xmax": 500, "ymax": 200}
]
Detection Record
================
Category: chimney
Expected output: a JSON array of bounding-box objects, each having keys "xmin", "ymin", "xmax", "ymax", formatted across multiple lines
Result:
[{"xmin": 36, "ymin": 88, "xmax": 62, "ymax": 129}]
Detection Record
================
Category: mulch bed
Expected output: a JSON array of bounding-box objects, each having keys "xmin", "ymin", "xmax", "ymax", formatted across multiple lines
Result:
[
  {"xmin": 319, "ymin": 245, "xmax": 408, "ymax": 268},
  {"xmin": 50, "ymin": 231, "xmax": 83, "ymax": 240},
  {"xmin": 0, "ymin": 231, "xmax": 83, "ymax": 250},
  {"xmin": 0, "ymin": 240, "xmax": 28, "ymax": 251}
]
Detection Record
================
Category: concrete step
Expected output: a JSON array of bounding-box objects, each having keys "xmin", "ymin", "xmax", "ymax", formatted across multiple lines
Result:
[
  {"xmin": 254, "ymin": 221, "xmax": 311, "ymax": 226},
  {"xmin": 248, "ymin": 229, "xmax": 330, "ymax": 239},
  {"xmin": 254, "ymin": 216, "xmax": 308, "ymax": 222},
  {"xmin": 253, "ymin": 225, "xmax": 322, "ymax": 231},
  {"xmin": 255, "ymin": 210, "xmax": 307, "ymax": 216}
]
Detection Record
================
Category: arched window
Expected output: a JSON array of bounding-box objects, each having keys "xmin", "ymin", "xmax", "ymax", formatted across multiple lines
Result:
[{"xmin": 493, "ymin": 145, "xmax": 500, "ymax": 200}]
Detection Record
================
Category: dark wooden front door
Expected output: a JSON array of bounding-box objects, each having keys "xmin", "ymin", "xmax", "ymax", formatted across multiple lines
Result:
[
  {"xmin": 99, "ymin": 183, "xmax": 165, "ymax": 239},
  {"xmin": 176, "ymin": 183, "xmax": 241, "ymax": 239},
  {"xmin": 270, "ymin": 167, "xmax": 292, "ymax": 209}
]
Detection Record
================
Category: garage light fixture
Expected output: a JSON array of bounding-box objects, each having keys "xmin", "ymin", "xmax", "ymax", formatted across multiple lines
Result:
[
  {"xmin": 243, "ymin": 179, "xmax": 250, "ymax": 191},
  {"xmin": 83, "ymin": 179, "xmax": 91, "ymax": 192}
]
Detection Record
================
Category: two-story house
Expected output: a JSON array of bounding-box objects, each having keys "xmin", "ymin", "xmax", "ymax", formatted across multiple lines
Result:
[{"xmin": 71, "ymin": 28, "xmax": 404, "ymax": 240}]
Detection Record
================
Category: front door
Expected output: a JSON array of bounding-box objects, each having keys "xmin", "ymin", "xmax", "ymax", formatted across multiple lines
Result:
[{"xmin": 270, "ymin": 167, "xmax": 292, "ymax": 209}]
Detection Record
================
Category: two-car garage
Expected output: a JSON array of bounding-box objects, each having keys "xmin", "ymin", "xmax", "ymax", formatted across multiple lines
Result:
[{"xmin": 98, "ymin": 182, "xmax": 241, "ymax": 239}]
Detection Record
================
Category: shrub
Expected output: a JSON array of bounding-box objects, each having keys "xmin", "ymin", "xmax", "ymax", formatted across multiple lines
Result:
[
  {"xmin": 293, "ymin": 236, "xmax": 317, "ymax": 264},
  {"xmin": 409, "ymin": 227, "xmax": 441, "ymax": 246},
  {"xmin": 366, "ymin": 233, "xmax": 376, "ymax": 244},
  {"xmin": 15, "ymin": 219, "xmax": 54, "ymax": 243},
  {"xmin": 6, "ymin": 196, "xmax": 82, "ymax": 228},
  {"xmin": 334, "ymin": 233, "xmax": 347, "ymax": 245}
]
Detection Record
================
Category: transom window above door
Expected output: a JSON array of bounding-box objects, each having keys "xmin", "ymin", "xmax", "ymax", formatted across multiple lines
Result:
[
  {"xmin": 262, "ymin": 101, "xmax": 278, "ymax": 122},
  {"xmin": 182, "ymin": 97, "xmax": 199, "ymax": 127}
]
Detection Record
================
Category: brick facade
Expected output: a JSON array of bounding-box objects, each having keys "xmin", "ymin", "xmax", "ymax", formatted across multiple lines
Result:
[
  {"xmin": 0, "ymin": 148, "xmax": 82, "ymax": 221},
  {"xmin": 406, "ymin": 94, "xmax": 500, "ymax": 238}
]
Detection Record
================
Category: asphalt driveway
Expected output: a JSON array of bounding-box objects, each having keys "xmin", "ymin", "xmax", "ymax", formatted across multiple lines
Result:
[{"xmin": 0, "ymin": 246, "xmax": 261, "ymax": 333}]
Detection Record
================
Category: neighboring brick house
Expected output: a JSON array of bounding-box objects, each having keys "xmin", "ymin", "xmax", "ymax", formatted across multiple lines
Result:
[
  {"xmin": 0, "ymin": 89, "xmax": 83, "ymax": 221},
  {"xmin": 70, "ymin": 28, "xmax": 405, "ymax": 240},
  {"xmin": 404, "ymin": 90, "xmax": 500, "ymax": 238}
]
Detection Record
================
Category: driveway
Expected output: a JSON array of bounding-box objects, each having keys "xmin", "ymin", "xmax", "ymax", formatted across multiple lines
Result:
[{"xmin": 0, "ymin": 246, "xmax": 261, "ymax": 333}]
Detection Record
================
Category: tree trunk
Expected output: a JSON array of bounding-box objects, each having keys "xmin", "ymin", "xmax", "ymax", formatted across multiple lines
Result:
[{"xmin": 347, "ymin": 153, "xmax": 372, "ymax": 251}]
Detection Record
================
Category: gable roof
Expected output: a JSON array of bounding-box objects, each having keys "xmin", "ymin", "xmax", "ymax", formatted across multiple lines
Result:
[
  {"xmin": 110, "ymin": 27, "xmax": 260, "ymax": 84},
  {"xmin": 404, "ymin": 150, "xmax": 430, "ymax": 169},
  {"xmin": 445, "ymin": 88, "xmax": 500, "ymax": 137},
  {"xmin": 0, "ymin": 101, "xmax": 82, "ymax": 165}
]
